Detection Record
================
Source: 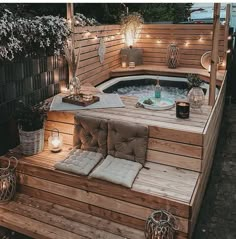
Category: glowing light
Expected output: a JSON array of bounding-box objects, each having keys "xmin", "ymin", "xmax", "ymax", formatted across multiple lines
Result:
[
  {"xmin": 156, "ymin": 39, "xmax": 161, "ymax": 44},
  {"xmin": 146, "ymin": 34, "xmax": 150, "ymax": 38},
  {"xmin": 228, "ymin": 36, "xmax": 232, "ymax": 40},
  {"xmin": 93, "ymin": 35, "xmax": 98, "ymax": 40},
  {"xmin": 84, "ymin": 31, "xmax": 91, "ymax": 38},
  {"xmin": 185, "ymin": 41, "xmax": 189, "ymax": 46},
  {"xmin": 111, "ymin": 36, "xmax": 115, "ymax": 40},
  {"xmin": 199, "ymin": 36, "xmax": 203, "ymax": 41},
  {"xmin": 226, "ymin": 49, "xmax": 231, "ymax": 54}
]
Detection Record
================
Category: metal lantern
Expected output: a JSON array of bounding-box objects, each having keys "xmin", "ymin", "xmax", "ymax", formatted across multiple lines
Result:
[
  {"xmin": 145, "ymin": 210, "xmax": 178, "ymax": 239},
  {"xmin": 48, "ymin": 128, "xmax": 63, "ymax": 152},
  {"xmin": 166, "ymin": 43, "xmax": 179, "ymax": 69},
  {"xmin": 0, "ymin": 156, "xmax": 18, "ymax": 203}
]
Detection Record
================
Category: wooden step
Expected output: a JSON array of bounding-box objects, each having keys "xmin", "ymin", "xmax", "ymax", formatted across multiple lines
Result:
[{"xmin": 0, "ymin": 194, "xmax": 144, "ymax": 239}]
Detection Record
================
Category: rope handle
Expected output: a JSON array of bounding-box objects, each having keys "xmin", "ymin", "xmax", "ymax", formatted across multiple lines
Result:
[{"xmin": 0, "ymin": 156, "xmax": 18, "ymax": 172}]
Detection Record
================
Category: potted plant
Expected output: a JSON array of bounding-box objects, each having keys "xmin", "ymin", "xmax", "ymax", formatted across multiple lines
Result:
[
  {"xmin": 187, "ymin": 74, "xmax": 205, "ymax": 109},
  {"xmin": 15, "ymin": 101, "xmax": 48, "ymax": 155}
]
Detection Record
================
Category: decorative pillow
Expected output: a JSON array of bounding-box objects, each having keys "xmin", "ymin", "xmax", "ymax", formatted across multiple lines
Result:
[
  {"xmin": 107, "ymin": 120, "xmax": 148, "ymax": 165},
  {"xmin": 89, "ymin": 155, "xmax": 142, "ymax": 188},
  {"xmin": 54, "ymin": 149, "xmax": 103, "ymax": 176},
  {"xmin": 74, "ymin": 115, "xmax": 108, "ymax": 157}
]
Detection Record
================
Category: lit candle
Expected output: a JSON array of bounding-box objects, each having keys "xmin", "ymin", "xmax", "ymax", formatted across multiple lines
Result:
[
  {"xmin": 51, "ymin": 138, "xmax": 61, "ymax": 149},
  {"xmin": 176, "ymin": 101, "xmax": 190, "ymax": 119},
  {"xmin": 122, "ymin": 62, "xmax": 127, "ymax": 68}
]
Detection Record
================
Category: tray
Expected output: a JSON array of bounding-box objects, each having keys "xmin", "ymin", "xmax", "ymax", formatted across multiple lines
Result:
[
  {"xmin": 138, "ymin": 97, "xmax": 175, "ymax": 110},
  {"xmin": 62, "ymin": 94, "xmax": 100, "ymax": 107},
  {"xmin": 200, "ymin": 51, "xmax": 221, "ymax": 70}
]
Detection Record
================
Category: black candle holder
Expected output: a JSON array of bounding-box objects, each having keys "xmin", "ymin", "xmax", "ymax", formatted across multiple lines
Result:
[{"xmin": 176, "ymin": 101, "xmax": 190, "ymax": 119}]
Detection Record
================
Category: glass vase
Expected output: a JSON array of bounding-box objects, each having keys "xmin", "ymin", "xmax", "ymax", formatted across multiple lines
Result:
[
  {"xmin": 69, "ymin": 76, "xmax": 81, "ymax": 95},
  {"xmin": 188, "ymin": 87, "xmax": 205, "ymax": 109}
]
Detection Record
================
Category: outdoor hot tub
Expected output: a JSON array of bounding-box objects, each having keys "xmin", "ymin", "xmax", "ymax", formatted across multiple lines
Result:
[{"xmin": 97, "ymin": 75, "xmax": 213, "ymax": 101}]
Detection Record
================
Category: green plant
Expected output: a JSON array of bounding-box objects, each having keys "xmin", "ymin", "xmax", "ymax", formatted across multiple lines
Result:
[
  {"xmin": 187, "ymin": 74, "xmax": 204, "ymax": 88},
  {"xmin": 15, "ymin": 101, "xmax": 49, "ymax": 131}
]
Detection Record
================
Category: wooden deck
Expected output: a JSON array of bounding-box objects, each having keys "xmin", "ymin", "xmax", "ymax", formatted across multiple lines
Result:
[{"xmin": 0, "ymin": 70, "xmax": 227, "ymax": 239}]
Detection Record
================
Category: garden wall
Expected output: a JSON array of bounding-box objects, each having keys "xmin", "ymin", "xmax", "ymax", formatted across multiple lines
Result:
[
  {"xmin": 136, "ymin": 24, "xmax": 226, "ymax": 69},
  {"xmin": 0, "ymin": 56, "xmax": 67, "ymax": 155}
]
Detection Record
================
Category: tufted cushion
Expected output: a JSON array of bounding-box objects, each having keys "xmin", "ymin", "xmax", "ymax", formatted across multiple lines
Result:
[
  {"xmin": 89, "ymin": 155, "xmax": 142, "ymax": 188},
  {"xmin": 54, "ymin": 148, "xmax": 103, "ymax": 176},
  {"xmin": 107, "ymin": 120, "xmax": 148, "ymax": 165},
  {"xmin": 74, "ymin": 115, "xmax": 108, "ymax": 156}
]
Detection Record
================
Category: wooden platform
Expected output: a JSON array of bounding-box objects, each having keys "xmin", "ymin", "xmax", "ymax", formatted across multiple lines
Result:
[{"xmin": 0, "ymin": 71, "xmax": 226, "ymax": 239}]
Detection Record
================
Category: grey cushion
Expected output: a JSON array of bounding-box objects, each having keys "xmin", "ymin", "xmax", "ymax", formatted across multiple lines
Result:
[
  {"xmin": 107, "ymin": 120, "xmax": 148, "ymax": 165},
  {"xmin": 54, "ymin": 149, "xmax": 103, "ymax": 176},
  {"xmin": 89, "ymin": 155, "xmax": 142, "ymax": 188},
  {"xmin": 74, "ymin": 115, "xmax": 108, "ymax": 157}
]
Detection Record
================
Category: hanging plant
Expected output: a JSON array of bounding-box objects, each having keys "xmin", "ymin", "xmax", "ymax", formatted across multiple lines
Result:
[{"xmin": 120, "ymin": 12, "xmax": 143, "ymax": 47}]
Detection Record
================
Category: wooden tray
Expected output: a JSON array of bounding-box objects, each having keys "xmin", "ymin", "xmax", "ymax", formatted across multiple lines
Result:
[{"xmin": 62, "ymin": 94, "xmax": 100, "ymax": 107}]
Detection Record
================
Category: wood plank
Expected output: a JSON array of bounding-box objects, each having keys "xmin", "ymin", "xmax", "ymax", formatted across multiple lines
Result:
[
  {"xmin": 0, "ymin": 199, "xmax": 124, "ymax": 239},
  {"xmin": 14, "ymin": 194, "xmax": 145, "ymax": 239},
  {"xmin": 147, "ymin": 150, "xmax": 202, "ymax": 172},
  {"xmin": 148, "ymin": 138, "xmax": 202, "ymax": 158},
  {"xmin": 0, "ymin": 208, "xmax": 85, "ymax": 239}
]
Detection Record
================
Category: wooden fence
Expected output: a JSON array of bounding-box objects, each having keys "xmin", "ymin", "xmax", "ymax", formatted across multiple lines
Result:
[
  {"xmin": 135, "ymin": 24, "xmax": 226, "ymax": 69},
  {"xmin": 74, "ymin": 25, "xmax": 123, "ymax": 86}
]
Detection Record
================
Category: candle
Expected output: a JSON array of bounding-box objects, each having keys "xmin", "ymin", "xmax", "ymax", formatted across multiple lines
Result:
[
  {"xmin": 121, "ymin": 62, "xmax": 127, "ymax": 68},
  {"xmin": 51, "ymin": 138, "xmax": 61, "ymax": 149},
  {"xmin": 176, "ymin": 101, "xmax": 190, "ymax": 119}
]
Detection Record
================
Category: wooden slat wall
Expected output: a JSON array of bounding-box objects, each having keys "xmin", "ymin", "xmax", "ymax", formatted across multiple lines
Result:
[
  {"xmin": 189, "ymin": 72, "xmax": 226, "ymax": 236},
  {"xmin": 135, "ymin": 24, "xmax": 226, "ymax": 69},
  {"xmin": 74, "ymin": 25, "xmax": 124, "ymax": 86}
]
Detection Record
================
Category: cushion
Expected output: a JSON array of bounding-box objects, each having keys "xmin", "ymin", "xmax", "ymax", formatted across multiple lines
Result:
[
  {"xmin": 54, "ymin": 148, "xmax": 103, "ymax": 176},
  {"xmin": 74, "ymin": 115, "xmax": 108, "ymax": 156},
  {"xmin": 89, "ymin": 155, "xmax": 142, "ymax": 188},
  {"xmin": 107, "ymin": 120, "xmax": 148, "ymax": 165}
]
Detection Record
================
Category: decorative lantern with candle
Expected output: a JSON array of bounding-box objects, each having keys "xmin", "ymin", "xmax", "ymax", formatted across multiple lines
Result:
[
  {"xmin": 0, "ymin": 157, "xmax": 18, "ymax": 203},
  {"xmin": 121, "ymin": 54, "xmax": 127, "ymax": 68},
  {"xmin": 48, "ymin": 128, "xmax": 63, "ymax": 152}
]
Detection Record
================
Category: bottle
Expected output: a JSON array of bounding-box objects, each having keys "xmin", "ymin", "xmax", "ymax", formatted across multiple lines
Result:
[{"xmin": 155, "ymin": 78, "xmax": 162, "ymax": 98}]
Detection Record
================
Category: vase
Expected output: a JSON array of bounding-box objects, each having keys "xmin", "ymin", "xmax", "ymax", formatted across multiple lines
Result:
[
  {"xmin": 69, "ymin": 76, "xmax": 81, "ymax": 95},
  {"xmin": 188, "ymin": 87, "xmax": 205, "ymax": 109},
  {"xmin": 19, "ymin": 128, "xmax": 44, "ymax": 155},
  {"xmin": 167, "ymin": 43, "xmax": 179, "ymax": 69}
]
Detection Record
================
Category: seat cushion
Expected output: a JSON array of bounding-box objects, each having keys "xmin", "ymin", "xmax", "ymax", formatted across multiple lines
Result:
[
  {"xmin": 54, "ymin": 149, "xmax": 103, "ymax": 176},
  {"xmin": 108, "ymin": 120, "xmax": 148, "ymax": 165},
  {"xmin": 74, "ymin": 115, "xmax": 108, "ymax": 157},
  {"xmin": 89, "ymin": 155, "xmax": 142, "ymax": 188}
]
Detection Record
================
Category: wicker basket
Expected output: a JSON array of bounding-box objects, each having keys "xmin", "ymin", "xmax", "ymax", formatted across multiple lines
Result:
[{"xmin": 19, "ymin": 128, "xmax": 44, "ymax": 155}]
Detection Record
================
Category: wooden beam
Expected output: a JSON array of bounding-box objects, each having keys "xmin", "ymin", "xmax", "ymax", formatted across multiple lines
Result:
[
  {"xmin": 209, "ymin": 3, "xmax": 221, "ymax": 106},
  {"xmin": 222, "ymin": 4, "xmax": 231, "ymax": 69},
  {"xmin": 66, "ymin": 3, "xmax": 74, "ymax": 84}
]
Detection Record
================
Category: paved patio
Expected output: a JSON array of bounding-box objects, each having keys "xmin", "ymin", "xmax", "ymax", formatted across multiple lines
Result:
[{"xmin": 1, "ymin": 104, "xmax": 236, "ymax": 239}]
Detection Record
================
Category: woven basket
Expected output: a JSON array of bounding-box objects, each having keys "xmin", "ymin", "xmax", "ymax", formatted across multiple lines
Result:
[{"xmin": 19, "ymin": 128, "xmax": 44, "ymax": 155}]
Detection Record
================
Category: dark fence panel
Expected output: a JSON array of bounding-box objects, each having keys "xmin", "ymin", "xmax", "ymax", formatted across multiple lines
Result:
[{"xmin": 0, "ymin": 55, "xmax": 68, "ymax": 155}]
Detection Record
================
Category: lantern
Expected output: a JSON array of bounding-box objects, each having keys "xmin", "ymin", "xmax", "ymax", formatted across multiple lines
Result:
[
  {"xmin": 0, "ymin": 156, "xmax": 18, "ymax": 203},
  {"xmin": 166, "ymin": 43, "xmax": 179, "ymax": 69},
  {"xmin": 48, "ymin": 128, "xmax": 63, "ymax": 152}
]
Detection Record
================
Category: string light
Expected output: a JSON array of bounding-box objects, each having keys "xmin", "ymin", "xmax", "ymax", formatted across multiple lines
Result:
[
  {"xmin": 185, "ymin": 41, "xmax": 189, "ymax": 47},
  {"xmin": 228, "ymin": 35, "xmax": 232, "ymax": 40},
  {"xmin": 156, "ymin": 39, "xmax": 161, "ymax": 44},
  {"xmin": 111, "ymin": 36, "xmax": 115, "ymax": 40},
  {"xmin": 226, "ymin": 49, "xmax": 231, "ymax": 54},
  {"xmin": 93, "ymin": 35, "xmax": 98, "ymax": 40},
  {"xmin": 146, "ymin": 34, "xmax": 150, "ymax": 38}
]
